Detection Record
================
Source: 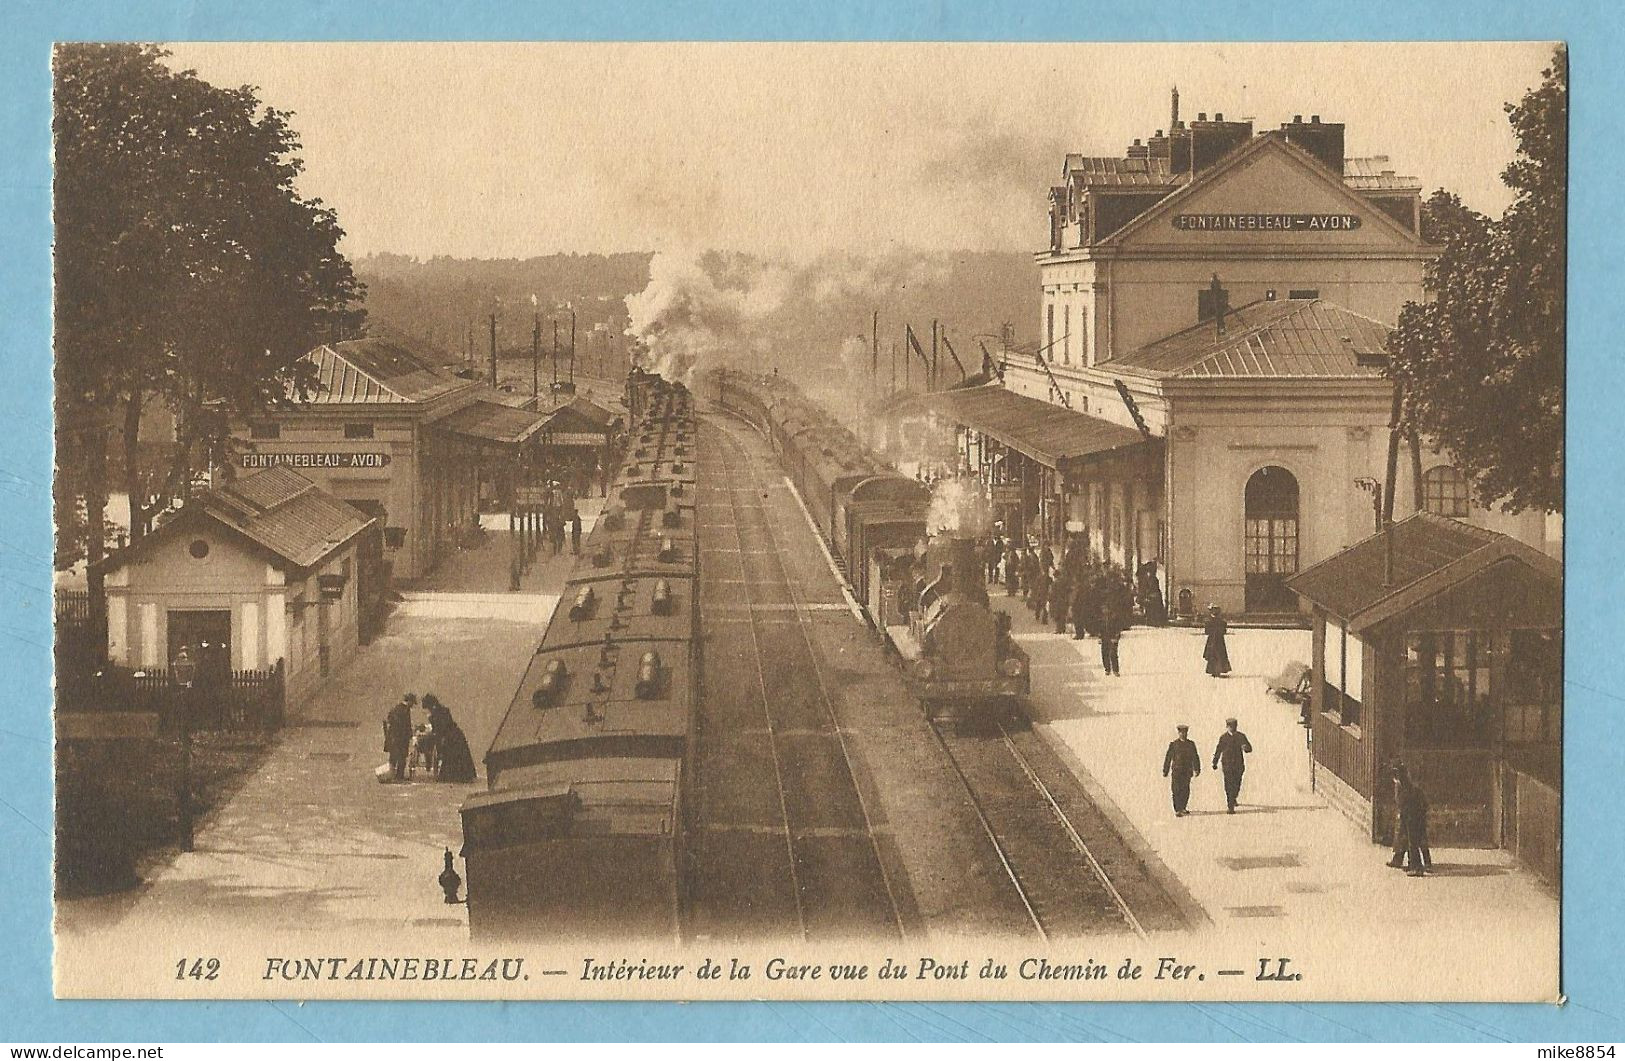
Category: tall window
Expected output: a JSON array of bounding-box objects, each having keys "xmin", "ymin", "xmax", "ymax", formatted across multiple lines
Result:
[
  {"xmin": 1243, "ymin": 466, "xmax": 1299, "ymax": 611},
  {"xmin": 1321, "ymin": 618, "xmax": 1364, "ymax": 726},
  {"xmin": 1404, "ymin": 630, "xmax": 1495, "ymax": 745},
  {"xmin": 1046, "ymin": 302, "xmax": 1055, "ymax": 357},
  {"xmin": 1062, "ymin": 305, "xmax": 1070, "ymax": 364},
  {"xmin": 1423, "ymin": 465, "xmax": 1471, "ymax": 517},
  {"xmin": 1505, "ymin": 628, "xmax": 1561, "ymax": 743}
]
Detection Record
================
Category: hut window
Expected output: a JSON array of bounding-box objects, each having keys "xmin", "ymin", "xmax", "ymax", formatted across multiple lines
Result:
[
  {"xmin": 1505, "ymin": 628, "xmax": 1561, "ymax": 743},
  {"xmin": 1320, "ymin": 619, "xmax": 1362, "ymax": 726},
  {"xmin": 1404, "ymin": 630, "xmax": 1495, "ymax": 745},
  {"xmin": 1422, "ymin": 465, "xmax": 1471, "ymax": 518}
]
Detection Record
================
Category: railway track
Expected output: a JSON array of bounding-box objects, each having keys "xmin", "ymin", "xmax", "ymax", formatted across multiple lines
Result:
[
  {"xmin": 687, "ymin": 416, "xmax": 904, "ymax": 941},
  {"xmin": 696, "ymin": 403, "xmax": 1181, "ymax": 941},
  {"xmin": 930, "ymin": 719, "xmax": 1146, "ymax": 939}
]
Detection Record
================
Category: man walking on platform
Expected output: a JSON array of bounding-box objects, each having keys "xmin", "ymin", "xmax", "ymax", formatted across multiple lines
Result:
[
  {"xmin": 1098, "ymin": 593, "xmax": 1124, "ymax": 676},
  {"xmin": 1162, "ymin": 724, "xmax": 1200, "ymax": 816},
  {"xmin": 1212, "ymin": 717, "xmax": 1253, "ymax": 813}
]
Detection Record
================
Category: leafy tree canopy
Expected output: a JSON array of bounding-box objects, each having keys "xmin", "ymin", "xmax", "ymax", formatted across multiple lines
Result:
[
  {"xmin": 54, "ymin": 43, "xmax": 365, "ymax": 556},
  {"xmin": 1387, "ymin": 46, "xmax": 1566, "ymax": 514}
]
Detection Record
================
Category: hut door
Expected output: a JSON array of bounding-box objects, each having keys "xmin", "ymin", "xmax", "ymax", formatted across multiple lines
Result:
[
  {"xmin": 1244, "ymin": 466, "xmax": 1299, "ymax": 612},
  {"xmin": 167, "ymin": 610, "xmax": 232, "ymax": 686}
]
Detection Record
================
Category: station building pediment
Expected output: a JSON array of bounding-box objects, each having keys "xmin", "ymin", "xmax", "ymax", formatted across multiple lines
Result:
[{"xmin": 1106, "ymin": 137, "xmax": 1424, "ymax": 253}]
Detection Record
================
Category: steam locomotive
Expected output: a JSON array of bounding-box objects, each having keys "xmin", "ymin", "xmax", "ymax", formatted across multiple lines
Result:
[{"xmin": 708, "ymin": 369, "xmax": 1028, "ymax": 721}]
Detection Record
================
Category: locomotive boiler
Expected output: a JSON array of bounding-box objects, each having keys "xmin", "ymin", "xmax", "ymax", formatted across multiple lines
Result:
[{"xmin": 881, "ymin": 535, "xmax": 1029, "ymax": 721}]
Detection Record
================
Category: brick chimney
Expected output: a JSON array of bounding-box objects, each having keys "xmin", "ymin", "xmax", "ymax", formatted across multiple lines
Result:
[{"xmin": 1280, "ymin": 113, "xmax": 1346, "ymax": 174}]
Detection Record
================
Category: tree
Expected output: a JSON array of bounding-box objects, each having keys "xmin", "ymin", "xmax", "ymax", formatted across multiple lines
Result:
[
  {"xmin": 54, "ymin": 43, "xmax": 365, "ymax": 597},
  {"xmin": 1387, "ymin": 46, "xmax": 1566, "ymax": 514}
]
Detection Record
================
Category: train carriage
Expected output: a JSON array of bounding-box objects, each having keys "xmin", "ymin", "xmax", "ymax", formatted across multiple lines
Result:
[{"xmin": 461, "ymin": 369, "xmax": 699, "ymax": 942}]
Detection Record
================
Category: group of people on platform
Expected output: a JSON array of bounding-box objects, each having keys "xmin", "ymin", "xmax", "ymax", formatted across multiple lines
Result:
[
  {"xmin": 382, "ymin": 692, "xmax": 477, "ymax": 784},
  {"xmin": 535, "ymin": 482, "xmax": 585, "ymax": 558},
  {"xmin": 976, "ymin": 529, "xmax": 1239, "ymax": 680}
]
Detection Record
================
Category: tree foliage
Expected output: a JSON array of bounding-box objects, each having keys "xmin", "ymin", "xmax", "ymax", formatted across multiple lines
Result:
[
  {"xmin": 54, "ymin": 43, "xmax": 365, "ymax": 566},
  {"xmin": 1387, "ymin": 46, "xmax": 1566, "ymax": 514}
]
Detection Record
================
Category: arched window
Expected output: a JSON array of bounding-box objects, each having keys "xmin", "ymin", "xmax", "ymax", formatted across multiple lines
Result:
[
  {"xmin": 1244, "ymin": 466, "xmax": 1300, "ymax": 612},
  {"xmin": 1423, "ymin": 465, "xmax": 1471, "ymax": 518}
]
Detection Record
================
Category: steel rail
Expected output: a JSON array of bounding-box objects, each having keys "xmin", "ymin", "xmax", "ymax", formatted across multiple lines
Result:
[
  {"xmin": 996, "ymin": 722, "xmax": 1147, "ymax": 940},
  {"xmin": 712, "ymin": 417, "xmax": 906, "ymax": 939},
  {"xmin": 706, "ymin": 422, "xmax": 810, "ymax": 942}
]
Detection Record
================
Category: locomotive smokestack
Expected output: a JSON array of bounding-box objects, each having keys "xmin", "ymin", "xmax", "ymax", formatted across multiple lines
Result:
[{"xmin": 945, "ymin": 536, "xmax": 989, "ymax": 607}]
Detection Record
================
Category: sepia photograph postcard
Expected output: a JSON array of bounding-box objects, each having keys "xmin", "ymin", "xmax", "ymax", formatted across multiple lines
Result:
[{"xmin": 48, "ymin": 39, "xmax": 1566, "ymax": 1004}]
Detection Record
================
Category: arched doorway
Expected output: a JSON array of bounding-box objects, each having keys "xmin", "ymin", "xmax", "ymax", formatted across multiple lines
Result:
[{"xmin": 1244, "ymin": 466, "xmax": 1300, "ymax": 612}]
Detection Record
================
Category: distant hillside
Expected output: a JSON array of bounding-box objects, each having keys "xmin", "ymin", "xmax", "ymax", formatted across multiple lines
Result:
[
  {"xmin": 354, "ymin": 251, "xmax": 653, "ymax": 361},
  {"xmin": 353, "ymin": 249, "xmax": 1041, "ymax": 396}
]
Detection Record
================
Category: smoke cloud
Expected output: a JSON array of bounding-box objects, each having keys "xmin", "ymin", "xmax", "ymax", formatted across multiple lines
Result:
[
  {"xmin": 927, "ymin": 477, "xmax": 993, "ymax": 538},
  {"xmin": 622, "ymin": 246, "xmax": 1035, "ymax": 424}
]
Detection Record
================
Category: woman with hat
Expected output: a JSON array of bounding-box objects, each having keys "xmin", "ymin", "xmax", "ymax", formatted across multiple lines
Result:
[{"xmin": 1203, "ymin": 604, "xmax": 1232, "ymax": 678}]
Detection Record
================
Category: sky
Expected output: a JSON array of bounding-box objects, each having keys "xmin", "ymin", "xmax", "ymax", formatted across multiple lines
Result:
[{"xmin": 163, "ymin": 41, "xmax": 1557, "ymax": 260}]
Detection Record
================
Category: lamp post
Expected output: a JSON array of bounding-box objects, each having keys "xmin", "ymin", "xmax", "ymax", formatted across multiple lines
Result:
[{"xmin": 170, "ymin": 644, "xmax": 197, "ymax": 853}]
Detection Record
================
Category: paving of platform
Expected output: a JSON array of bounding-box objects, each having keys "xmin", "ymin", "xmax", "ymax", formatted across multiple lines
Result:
[
  {"xmin": 998, "ymin": 591, "xmax": 1561, "ymax": 999},
  {"xmin": 55, "ymin": 511, "xmax": 598, "ymax": 962}
]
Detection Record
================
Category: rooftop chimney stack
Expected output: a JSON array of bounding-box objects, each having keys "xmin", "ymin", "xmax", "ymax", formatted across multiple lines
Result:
[
  {"xmin": 1170, "ymin": 85, "xmax": 1180, "ymax": 131},
  {"xmin": 1280, "ymin": 113, "xmax": 1347, "ymax": 175}
]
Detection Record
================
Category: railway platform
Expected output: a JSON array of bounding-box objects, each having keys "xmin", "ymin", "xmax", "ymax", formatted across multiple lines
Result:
[{"xmin": 1003, "ymin": 599, "xmax": 1560, "ymax": 995}]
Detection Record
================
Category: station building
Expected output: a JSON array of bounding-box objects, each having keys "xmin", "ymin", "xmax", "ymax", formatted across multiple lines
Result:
[
  {"xmin": 232, "ymin": 338, "xmax": 577, "ymax": 582},
  {"xmin": 895, "ymin": 100, "xmax": 1556, "ymax": 616},
  {"xmin": 99, "ymin": 467, "xmax": 376, "ymax": 708}
]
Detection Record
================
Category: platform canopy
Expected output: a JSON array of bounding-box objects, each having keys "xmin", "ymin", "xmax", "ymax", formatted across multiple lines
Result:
[
  {"xmin": 889, "ymin": 384, "xmax": 1148, "ymax": 469},
  {"xmin": 432, "ymin": 399, "xmax": 554, "ymax": 447}
]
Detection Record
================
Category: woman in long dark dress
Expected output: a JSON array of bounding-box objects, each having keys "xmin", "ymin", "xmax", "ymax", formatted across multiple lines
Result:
[
  {"xmin": 436, "ymin": 720, "xmax": 477, "ymax": 783},
  {"xmin": 1203, "ymin": 604, "xmax": 1232, "ymax": 677},
  {"xmin": 423, "ymin": 694, "xmax": 476, "ymax": 782}
]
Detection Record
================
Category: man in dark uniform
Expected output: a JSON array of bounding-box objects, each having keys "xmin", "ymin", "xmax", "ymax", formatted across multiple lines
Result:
[
  {"xmin": 1098, "ymin": 593, "xmax": 1124, "ymax": 676},
  {"xmin": 1387, "ymin": 762, "xmax": 1430, "ymax": 876},
  {"xmin": 1050, "ymin": 564, "xmax": 1071, "ymax": 635},
  {"xmin": 383, "ymin": 694, "xmax": 415, "ymax": 783},
  {"xmin": 1033, "ymin": 559, "xmax": 1052, "ymax": 624},
  {"xmin": 1212, "ymin": 717, "xmax": 1253, "ymax": 812},
  {"xmin": 1162, "ymin": 724, "xmax": 1200, "ymax": 816},
  {"xmin": 1070, "ymin": 567, "xmax": 1094, "ymax": 640}
]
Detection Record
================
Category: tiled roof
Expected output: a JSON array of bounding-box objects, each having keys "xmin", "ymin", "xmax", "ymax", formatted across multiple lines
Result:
[
  {"xmin": 432, "ymin": 399, "xmax": 553, "ymax": 446},
  {"xmin": 1064, "ymin": 153, "xmax": 1181, "ymax": 187},
  {"xmin": 1343, "ymin": 155, "xmax": 1423, "ymax": 192},
  {"xmin": 890, "ymin": 384, "xmax": 1148, "ymax": 468},
  {"xmin": 564, "ymin": 396, "xmax": 619, "ymax": 429},
  {"xmin": 1109, "ymin": 299, "xmax": 1393, "ymax": 380},
  {"xmin": 298, "ymin": 338, "xmax": 470, "ymax": 405},
  {"xmin": 1286, "ymin": 512, "xmax": 1560, "ymax": 629},
  {"xmin": 203, "ymin": 467, "xmax": 373, "ymax": 569}
]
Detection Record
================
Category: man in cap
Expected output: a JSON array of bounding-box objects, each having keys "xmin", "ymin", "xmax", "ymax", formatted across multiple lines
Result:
[
  {"xmin": 383, "ymin": 694, "xmax": 416, "ymax": 783},
  {"xmin": 1212, "ymin": 717, "xmax": 1254, "ymax": 813},
  {"xmin": 1162, "ymin": 724, "xmax": 1201, "ymax": 816}
]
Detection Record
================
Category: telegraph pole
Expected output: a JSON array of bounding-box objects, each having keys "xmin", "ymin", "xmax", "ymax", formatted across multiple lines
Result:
[
  {"xmin": 931, "ymin": 319, "xmax": 940, "ymax": 391},
  {"xmin": 552, "ymin": 319, "xmax": 560, "ymax": 393},
  {"xmin": 531, "ymin": 298, "xmax": 540, "ymax": 403},
  {"xmin": 872, "ymin": 310, "xmax": 879, "ymax": 382},
  {"xmin": 488, "ymin": 312, "xmax": 498, "ymax": 389},
  {"xmin": 569, "ymin": 307, "xmax": 577, "ymax": 384}
]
